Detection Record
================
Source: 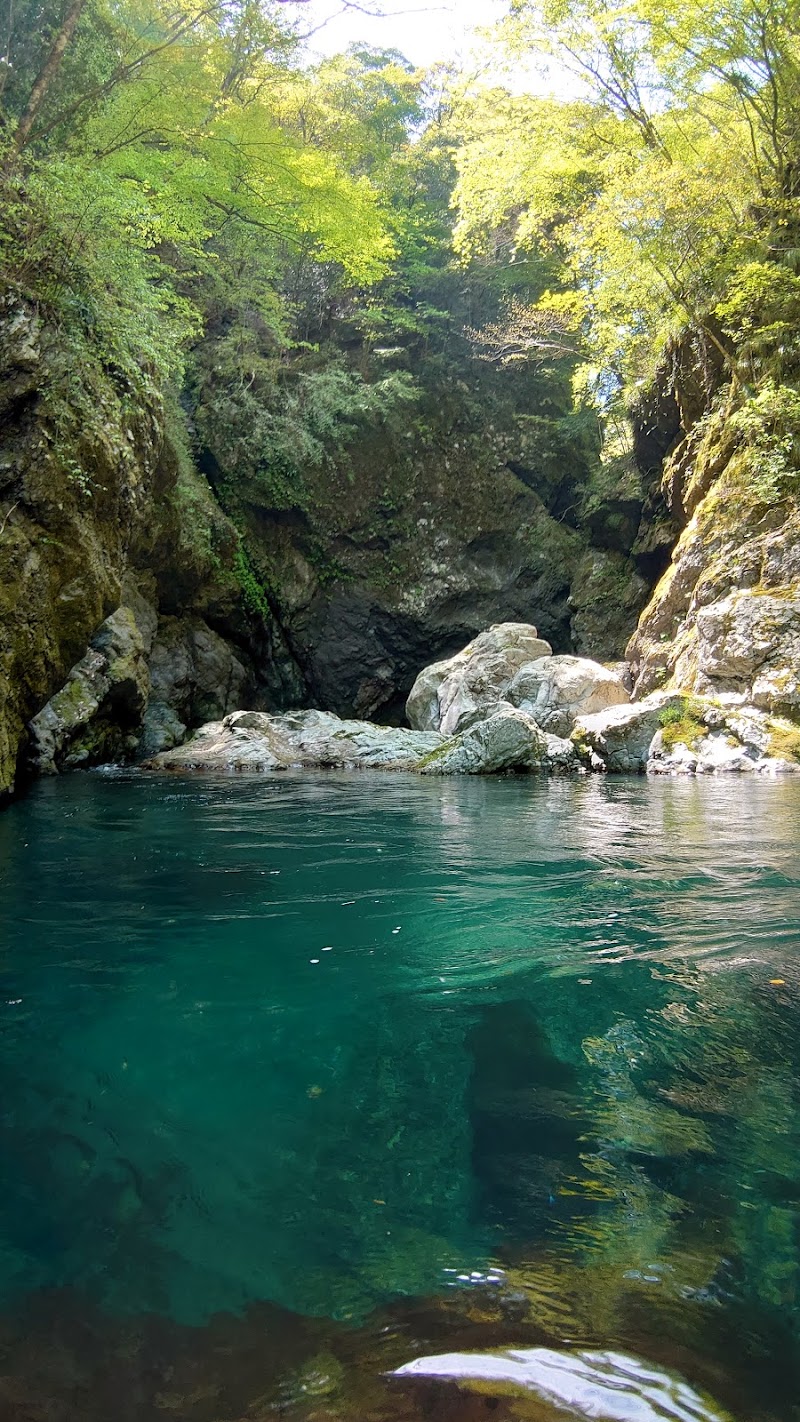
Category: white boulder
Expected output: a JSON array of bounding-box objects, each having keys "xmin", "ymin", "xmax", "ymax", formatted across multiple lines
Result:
[
  {"xmin": 406, "ymin": 623, "xmax": 552, "ymax": 736},
  {"xmin": 507, "ymin": 654, "xmax": 630, "ymax": 736}
]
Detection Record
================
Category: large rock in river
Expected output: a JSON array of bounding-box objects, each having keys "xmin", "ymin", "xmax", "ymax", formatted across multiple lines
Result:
[
  {"xmin": 418, "ymin": 705, "xmax": 549, "ymax": 775},
  {"xmin": 406, "ymin": 623, "xmax": 552, "ymax": 735},
  {"xmin": 145, "ymin": 705, "xmax": 566, "ymax": 777},
  {"xmin": 147, "ymin": 709, "xmax": 445, "ymax": 773},
  {"xmin": 506, "ymin": 654, "xmax": 630, "ymax": 736}
]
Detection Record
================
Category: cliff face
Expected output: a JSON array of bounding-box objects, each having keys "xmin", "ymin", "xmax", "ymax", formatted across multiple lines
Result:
[
  {"xmin": 627, "ymin": 350, "xmax": 800, "ymax": 719},
  {"xmin": 11, "ymin": 285, "xmax": 800, "ymax": 799},
  {"xmin": 219, "ymin": 366, "xmax": 651, "ymax": 722},
  {"xmin": 0, "ymin": 303, "xmax": 161, "ymax": 797},
  {"xmin": 0, "ymin": 287, "xmax": 664, "ymax": 797},
  {"xmin": 0, "ymin": 301, "xmax": 303, "ymax": 799},
  {"xmin": 31, "ymin": 269, "xmax": 800, "ymax": 798}
]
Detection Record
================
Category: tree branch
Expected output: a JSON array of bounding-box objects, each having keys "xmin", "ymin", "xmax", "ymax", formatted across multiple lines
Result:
[{"xmin": 14, "ymin": 0, "xmax": 87, "ymax": 150}]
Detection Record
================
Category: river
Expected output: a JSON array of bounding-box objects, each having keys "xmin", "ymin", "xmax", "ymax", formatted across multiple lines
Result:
[{"xmin": 0, "ymin": 771, "xmax": 798, "ymax": 1419}]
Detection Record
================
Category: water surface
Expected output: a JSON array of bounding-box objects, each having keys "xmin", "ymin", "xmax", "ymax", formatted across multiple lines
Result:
[{"xmin": 0, "ymin": 772, "xmax": 799, "ymax": 1419}]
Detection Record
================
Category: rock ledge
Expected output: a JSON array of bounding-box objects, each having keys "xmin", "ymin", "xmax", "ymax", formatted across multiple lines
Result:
[{"xmin": 143, "ymin": 623, "xmax": 800, "ymax": 778}]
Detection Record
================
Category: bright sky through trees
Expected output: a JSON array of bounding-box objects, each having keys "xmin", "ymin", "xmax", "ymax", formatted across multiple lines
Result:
[
  {"xmin": 300, "ymin": 0, "xmax": 510, "ymax": 69},
  {"xmin": 299, "ymin": 0, "xmax": 581, "ymax": 96}
]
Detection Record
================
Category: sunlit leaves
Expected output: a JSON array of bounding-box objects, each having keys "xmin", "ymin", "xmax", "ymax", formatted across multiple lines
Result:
[
  {"xmin": 0, "ymin": 0, "xmax": 402, "ymax": 414},
  {"xmin": 453, "ymin": 0, "xmax": 800, "ymax": 405}
]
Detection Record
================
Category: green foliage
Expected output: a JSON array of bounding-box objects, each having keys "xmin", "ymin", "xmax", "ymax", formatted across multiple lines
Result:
[
  {"xmin": 233, "ymin": 541, "xmax": 272, "ymax": 619},
  {"xmin": 0, "ymin": 155, "xmax": 201, "ymax": 379},
  {"xmin": 716, "ymin": 262, "xmax": 800, "ymax": 378},
  {"xmin": 453, "ymin": 0, "xmax": 800, "ymax": 454},
  {"xmin": 727, "ymin": 383, "xmax": 800, "ymax": 502},
  {"xmin": 767, "ymin": 724, "xmax": 800, "ymax": 762},
  {"xmin": 0, "ymin": 0, "xmax": 398, "ymax": 408},
  {"xmin": 195, "ymin": 356, "xmax": 418, "ymax": 509},
  {"xmin": 3, "ymin": 0, "xmax": 797, "ymax": 604},
  {"xmin": 658, "ymin": 699, "xmax": 707, "ymax": 750}
]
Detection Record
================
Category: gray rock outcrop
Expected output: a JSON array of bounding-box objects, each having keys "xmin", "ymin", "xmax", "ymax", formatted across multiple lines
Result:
[
  {"xmin": 145, "ymin": 703, "xmax": 573, "ymax": 778},
  {"xmin": 142, "ymin": 623, "xmax": 800, "ymax": 780},
  {"xmin": 686, "ymin": 589, "xmax": 800, "ymax": 711},
  {"xmin": 625, "ymin": 389, "xmax": 800, "ymax": 716},
  {"xmin": 147, "ymin": 709, "xmax": 445, "ymax": 774},
  {"xmin": 28, "ymin": 603, "xmax": 155, "ymax": 774},
  {"xmin": 506, "ymin": 654, "xmax": 630, "ymax": 735},
  {"xmin": 406, "ymin": 623, "xmax": 553, "ymax": 735},
  {"xmin": 406, "ymin": 626, "xmax": 629, "ymax": 746},
  {"xmin": 139, "ymin": 617, "xmax": 251, "ymax": 757},
  {"xmin": 419, "ymin": 706, "xmax": 548, "ymax": 775},
  {"xmin": 572, "ymin": 693, "xmax": 687, "ymax": 773},
  {"xmin": 573, "ymin": 692, "xmax": 800, "ymax": 775}
]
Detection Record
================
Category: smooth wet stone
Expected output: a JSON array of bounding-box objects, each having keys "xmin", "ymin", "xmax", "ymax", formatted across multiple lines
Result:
[{"xmin": 391, "ymin": 1347, "xmax": 733, "ymax": 1422}]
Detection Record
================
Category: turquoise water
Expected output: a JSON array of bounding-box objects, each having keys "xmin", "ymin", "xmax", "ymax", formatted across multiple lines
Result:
[{"xmin": 1, "ymin": 771, "xmax": 800, "ymax": 1419}]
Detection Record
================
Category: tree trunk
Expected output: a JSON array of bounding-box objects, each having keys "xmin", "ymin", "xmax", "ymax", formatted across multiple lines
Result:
[{"xmin": 14, "ymin": 0, "xmax": 86, "ymax": 150}]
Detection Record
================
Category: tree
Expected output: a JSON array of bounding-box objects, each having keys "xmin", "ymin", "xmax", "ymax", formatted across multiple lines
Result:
[
  {"xmin": 11, "ymin": 0, "xmax": 86, "ymax": 149},
  {"xmin": 451, "ymin": 0, "xmax": 800, "ymax": 408}
]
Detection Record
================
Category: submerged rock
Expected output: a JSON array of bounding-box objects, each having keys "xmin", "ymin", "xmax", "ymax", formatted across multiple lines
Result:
[
  {"xmin": 391, "ymin": 1346, "xmax": 733, "ymax": 1422},
  {"xmin": 406, "ymin": 623, "xmax": 552, "ymax": 736}
]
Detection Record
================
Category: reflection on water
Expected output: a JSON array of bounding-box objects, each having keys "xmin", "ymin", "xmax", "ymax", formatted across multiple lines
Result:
[{"xmin": 0, "ymin": 772, "xmax": 799, "ymax": 1419}]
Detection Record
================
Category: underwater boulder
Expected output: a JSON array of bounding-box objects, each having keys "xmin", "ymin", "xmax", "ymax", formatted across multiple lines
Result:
[{"xmin": 391, "ymin": 1346, "xmax": 733, "ymax": 1422}]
